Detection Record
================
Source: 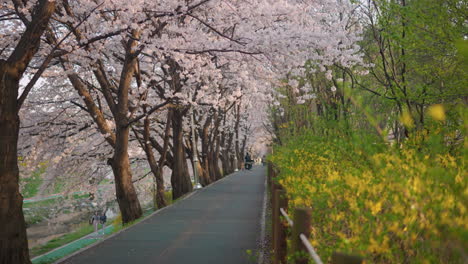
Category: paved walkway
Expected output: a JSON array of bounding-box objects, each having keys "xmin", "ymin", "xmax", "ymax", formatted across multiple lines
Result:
[{"xmin": 59, "ymin": 166, "xmax": 266, "ymax": 264}]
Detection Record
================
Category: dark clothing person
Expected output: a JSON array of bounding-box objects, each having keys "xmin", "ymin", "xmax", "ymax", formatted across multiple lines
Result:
[
  {"xmin": 244, "ymin": 153, "xmax": 252, "ymax": 170},
  {"xmin": 100, "ymin": 213, "xmax": 107, "ymax": 235},
  {"xmin": 245, "ymin": 153, "xmax": 251, "ymax": 163}
]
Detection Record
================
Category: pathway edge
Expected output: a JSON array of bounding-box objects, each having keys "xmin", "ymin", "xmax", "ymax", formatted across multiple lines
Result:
[
  {"xmin": 257, "ymin": 166, "xmax": 268, "ymax": 264},
  {"xmin": 52, "ymin": 171, "xmax": 240, "ymax": 264}
]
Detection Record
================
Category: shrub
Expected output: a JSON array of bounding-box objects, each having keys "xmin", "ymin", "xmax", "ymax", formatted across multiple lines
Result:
[{"xmin": 270, "ymin": 129, "xmax": 467, "ymax": 263}]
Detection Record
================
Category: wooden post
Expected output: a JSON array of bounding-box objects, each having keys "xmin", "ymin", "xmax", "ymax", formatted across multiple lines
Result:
[
  {"xmin": 273, "ymin": 190, "xmax": 288, "ymax": 264},
  {"xmin": 291, "ymin": 208, "xmax": 312, "ymax": 264},
  {"xmin": 271, "ymin": 182, "xmax": 279, "ymax": 252},
  {"xmin": 270, "ymin": 167, "xmax": 277, "ymax": 197},
  {"xmin": 270, "ymin": 166, "xmax": 279, "ymax": 245},
  {"xmin": 267, "ymin": 162, "xmax": 272, "ymax": 188},
  {"xmin": 331, "ymin": 252, "xmax": 363, "ymax": 264}
]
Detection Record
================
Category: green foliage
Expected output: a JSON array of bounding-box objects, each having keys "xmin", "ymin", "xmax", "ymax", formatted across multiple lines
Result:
[
  {"xmin": 245, "ymin": 249, "xmax": 258, "ymax": 263},
  {"xmin": 354, "ymin": 0, "xmax": 468, "ymax": 131},
  {"xmin": 112, "ymin": 213, "xmax": 123, "ymax": 227},
  {"xmin": 30, "ymin": 223, "xmax": 94, "ymax": 257},
  {"xmin": 267, "ymin": 2, "xmax": 467, "ymax": 260},
  {"xmin": 270, "ymin": 116, "xmax": 466, "ymax": 263},
  {"xmin": 71, "ymin": 193, "xmax": 88, "ymax": 200},
  {"xmin": 23, "ymin": 197, "xmax": 60, "ymax": 209},
  {"xmin": 52, "ymin": 178, "xmax": 66, "ymax": 194},
  {"xmin": 164, "ymin": 190, "xmax": 173, "ymax": 205},
  {"xmin": 22, "ymin": 162, "xmax": 48, "ymax": 198},
  {"xmin": 24, "ymin": 194, "xmax": 89, "ymax": 226},
  {"xmin": 98, "ymin": 178, "xmax": 112, "ymax": 185}
]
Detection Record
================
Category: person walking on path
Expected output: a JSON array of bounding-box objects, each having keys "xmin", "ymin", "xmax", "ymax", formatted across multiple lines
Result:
[
  {"xmin": 244, "ymin": 153, "xmax": 252, "ymax": 170},
  {"xmin": 100, "ymin": 211, "xmax": 107, "ymax": 236},
  {"xmin": 90, "ymin": 211, "xmax": 100, "ymax": 238}
]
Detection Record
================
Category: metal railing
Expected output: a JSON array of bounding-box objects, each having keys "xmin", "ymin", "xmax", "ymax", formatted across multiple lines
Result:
[
  {"xmin": 280, "ymin": 207, "xmax": 323, "ymax": 264},
  {"xmin": 268, "ymin": 163, "xmax": 363, "ymax": 264},
  {"xmin": 279, "ymin": 208, "xmax": 293, "ymax": 226}
]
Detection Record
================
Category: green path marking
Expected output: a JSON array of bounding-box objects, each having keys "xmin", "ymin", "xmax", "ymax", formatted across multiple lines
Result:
[
  {"xmin": 31, "ymin": 207, "xmax": 156, "ymax": 264},
  {"xmin": 32, "ymin": 226, "xmax": 115, "ymax": 264}
]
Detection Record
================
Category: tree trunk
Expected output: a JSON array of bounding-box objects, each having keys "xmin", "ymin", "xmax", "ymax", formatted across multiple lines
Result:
[
  {"xmin": 141, "ymin": 116, "xmax": 167, "ymax": 208},
  {"xmin": 220, "ymin": 153, "xmax": 233, "ymax": 176},
  {"xmin": 235, "ymin": 104, "xmax": 242, "ymax": 170},
  {"xmin": 143, "ymin": 144, "xmax": 167, "ymax": 209},
  {"xmin": 0, "ymin": 62, "xmax": 31, "ymax": 264},
  {"xmin": 226, "ymin": 132, "xmax": 234, "ymax": 173},
  {"xmin": 171, "ymin": 108, "xmax": 193, "ymax": 200},
  {"xmin": 199, "ymin": 115, "xmax": 213, "ymax": 184},
  {"xmin": 213, "ymin": 135, "xmax": 223, "ymax": 180},
  {"xmin": 208, "ymin": 112, "xmax": 222, "ymax": 180},
  {"xmin": 0, "ymin": 1, "xmax": 56, "ymax": 262},
  {"xmin": 208, "ymin": 149, "xmax": 218, "ymax": 182},
  {"xmin": 230, "ymin": 153, "xmax": 236, "ymax": 172},
  {"xmin": 240, "ymin": 134, "xmax": 247, "ymax": 166},
  {"xmin": 109, "ymin": 29, "xmax": 143, "ymax": 224},
  {"xmin": 154, "ymin": 168, "xmax": 167, "ymax": 208},
  {"xmin": 110, "ymin": 121, "xmax": 142, "ymax": 224},
  {"xmin": 221, "ymin": 132, "xmax": 234, "ymax": 175}
]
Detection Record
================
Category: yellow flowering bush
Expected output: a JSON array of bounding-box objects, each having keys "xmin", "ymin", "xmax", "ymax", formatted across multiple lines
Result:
[{"xmin": 270, "ymin": 133, "xmax": 467, "ymax": 263}]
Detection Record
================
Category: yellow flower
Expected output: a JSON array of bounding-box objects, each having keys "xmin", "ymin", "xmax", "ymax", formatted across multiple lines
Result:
[
  {"xmin": 400, "ymin": 110, "xmax": 414, "ymax": 128},
  {"xmin": 427, "ymin": 104, "xmax": 446, "ymax": 121},
  {"xmin": 370, "ymin": 201, "xmax": 383, "ymax": 216}
]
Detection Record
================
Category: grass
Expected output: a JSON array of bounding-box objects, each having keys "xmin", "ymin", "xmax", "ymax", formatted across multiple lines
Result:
[
  {"xmin": 70, "ymin": 193, "xmax": 88, "ymax": 199},
  {"xmin": 99, "ymin": 178, "xmax": 112, "ymax": 185},
  {"xmin": 52, "ymin": 178, "xmax": 66, "ymax": 194},
  {"xmin": 30, "ymin": 223, "xmax": 94, "ymax": 258},
  {"xmin": 24, "ymin": 194, "xmax": 88, "ymax": 226},
  {"xmin": 22, "ymin": 167, "xmax": 46, "ymax": 199},
  {"xmin": 24, "ymin": 197, "xmax": 61, "ymax": 208},
  {"xmin": 30, "ymin": 190, "xmax": 176, "ymax": 263},
  {"xmin": 24, "ymin": 192, "xmax": 87, "ymax": 208},
  {"xmin": 24, "ymin": 198, "xmax": 62, "ymax": 226},
  {"xmin": 164, "ymin": 191, "xmax": 173, "ymax": 204},
  {"xmin": 25, "ymin": 214, "xmax": 46, "ymax": 227}
]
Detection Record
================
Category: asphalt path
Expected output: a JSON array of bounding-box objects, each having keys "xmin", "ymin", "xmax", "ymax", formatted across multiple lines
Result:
[{"xmin": 59, "ymin": 166, "xmax": 266, "ymax": 264}]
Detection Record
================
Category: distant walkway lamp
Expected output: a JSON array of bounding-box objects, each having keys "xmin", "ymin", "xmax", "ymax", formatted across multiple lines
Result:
[{"xmin": 190, "ymin": 99, "xmax": 202, "ymax": 190}]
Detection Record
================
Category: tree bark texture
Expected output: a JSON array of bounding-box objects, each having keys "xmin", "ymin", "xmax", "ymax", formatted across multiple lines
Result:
[
  {"xmin": 212, "ymin": 143, "xmax": 222, "ymax": 180},
  {"xmin": 0, "ymin": 1, "xmax": 56, "ymax": 263},
  {"xmin": 221, "ymin": 132, "xmax": 234, "ymax": 175},
  {"xmin": 109, "ymin": 30, "xmax": 144, "ymax": 223},
  {"xmin": 196, "ymin": 161, "xmax": 210, "ymax": 186},
  {"xmin": 234, "ymin": 104, "xmax": 242, "ymax": 170},
  {"xmin": 198, "ymin": 115, "xmax": 213, "ymax": 185},
  {"xmin": 142, "ymin": 116, "xmax": 167, "ymax": 208},
  {"xmin": 170, "ymin": 108, "xmax": 193, "ymax": 200},
  {"xmin": 0, "ymin": 62, "xmax": 31, "ymax": 264},
  {"xmin": 206, "ymin": 112, "xmax": 222, "ymax": 181},
  {"xmin": 110, "ymin": 124, "xmax": 142, "ymax": 223}
]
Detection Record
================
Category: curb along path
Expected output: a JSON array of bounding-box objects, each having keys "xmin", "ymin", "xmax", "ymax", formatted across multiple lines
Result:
[{"xmin": 58, "ymin": 167, "xmax": 266, "ymax": 264}]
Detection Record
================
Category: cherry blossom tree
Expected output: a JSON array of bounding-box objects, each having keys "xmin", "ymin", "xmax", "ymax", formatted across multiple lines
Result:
[
  {"xmin": 0, "ymin": 1, "xmax": 58, "ymax": 262},
  {"xmin": 1, "ymin": 0, "xmax": 366, "ymax": 262}
]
